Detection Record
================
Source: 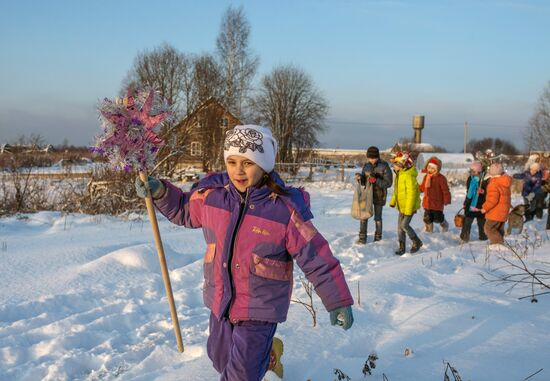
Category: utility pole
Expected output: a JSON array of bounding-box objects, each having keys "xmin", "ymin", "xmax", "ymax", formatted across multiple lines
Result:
[{"xmin": 464, "ymin": 121, "xmax": 468, "ymax": 154}]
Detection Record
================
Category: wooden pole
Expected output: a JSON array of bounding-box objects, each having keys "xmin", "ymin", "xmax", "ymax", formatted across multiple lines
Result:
[
  {"xmin": 139, "ymin": 170, "xmax": 184, "ymax": 353},
  {"xmin": 464, "ymin": 121, "xmax": 468, "ymax": 154}
]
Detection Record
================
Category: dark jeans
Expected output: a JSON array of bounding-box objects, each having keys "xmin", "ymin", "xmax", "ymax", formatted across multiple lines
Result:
[
  {"xmin": 535, "ymin": 192, "xmax": 547, "ymax": 219},
  {"xmin": 359, "ymin": 204, "xmax": 383, "ymax": 240},
  {"xmin": 423, "ymin": 209, "xmax": 445, "ymax": 224},
  {"xmin": 207, "ymin": 313, "xmax": 277, "ymax": 381},
  {"xmin": 398, "ymin": 213, "xmax": 418, "ymax": 243},
  {"xmin": 460, "ymin": 216, "xmax": 487, "ymax": 242},
  {"xmin": 524, "ymin": 196, "xmax": 537, "ymax": 221},
  {"xmin": 525, "ymin": 192, "xmax": 546, "ymax": 221}
]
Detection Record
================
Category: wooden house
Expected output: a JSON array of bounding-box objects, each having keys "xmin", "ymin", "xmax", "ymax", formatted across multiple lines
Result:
[{"xmin": 173, "ymin": 98, "xmax": 241, "ymax": 173}]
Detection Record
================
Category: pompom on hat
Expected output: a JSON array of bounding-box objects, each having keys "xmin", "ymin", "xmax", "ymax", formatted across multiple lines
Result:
[
  {"xmin": 223, "ymin": 125, "xmax": 278, "ymax": 173},
  {"xmin": 391, "ymin": 151, "xmax": 413, "ymax": 168}
]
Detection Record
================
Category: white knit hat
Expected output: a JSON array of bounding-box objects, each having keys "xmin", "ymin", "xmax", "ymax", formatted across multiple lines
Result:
[{"xmin": 223, "ymin": 125, "xmax": 278, "ymax": 172}]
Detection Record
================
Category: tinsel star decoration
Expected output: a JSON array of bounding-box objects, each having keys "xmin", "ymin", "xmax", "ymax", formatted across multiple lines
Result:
[{"xmin": 91, "ymin": 88, "xmax": 170, "ymax": 172}]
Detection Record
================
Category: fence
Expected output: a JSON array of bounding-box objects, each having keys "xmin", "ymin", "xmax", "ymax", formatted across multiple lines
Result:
[{"xmin": 275, "ymin": 162, "xmax": 361, "ymax": 183}]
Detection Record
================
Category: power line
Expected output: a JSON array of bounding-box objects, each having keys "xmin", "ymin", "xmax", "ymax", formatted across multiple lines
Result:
[{"xmin": 326, "ymin": 119, "xmax": 526, "ymax": 128}]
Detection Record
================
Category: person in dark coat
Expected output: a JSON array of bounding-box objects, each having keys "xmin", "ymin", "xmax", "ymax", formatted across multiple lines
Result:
[
  {"xmin": 460, "ymin": 161, "xmax": 488, "ymax": 243},
  {"xmin": 355, "ymin": 146, "xmax": 393, "ymax": 244},
  {"xmin": 513, "ymin": 162, "xmax": 544, "ymax": 222}
]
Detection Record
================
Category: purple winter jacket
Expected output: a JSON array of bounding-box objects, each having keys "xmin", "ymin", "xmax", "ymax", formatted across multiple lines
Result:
[
  {"xmin": 153, "ymin": 172, "xmax": 354, "ymax": 324},
  {"xmin": 513, "ymin": 170, "xmax": 543, "ymax": 197}
]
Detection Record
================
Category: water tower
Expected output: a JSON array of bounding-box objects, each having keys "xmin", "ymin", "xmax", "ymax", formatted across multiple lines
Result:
[{"xmin": 412, "ymin": 115, "xmax": 424, "ymax": 144}]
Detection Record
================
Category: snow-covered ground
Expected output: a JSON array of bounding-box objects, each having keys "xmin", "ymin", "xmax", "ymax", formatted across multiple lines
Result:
[{"xmin": 1, "ymin": 181, "xmax": 549, "ymax": 381}]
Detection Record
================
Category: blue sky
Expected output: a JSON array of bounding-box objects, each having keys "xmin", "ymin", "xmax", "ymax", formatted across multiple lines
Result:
[{"xmin": 1, "ymin": 0, "xmax": 549, "ymax": 151}]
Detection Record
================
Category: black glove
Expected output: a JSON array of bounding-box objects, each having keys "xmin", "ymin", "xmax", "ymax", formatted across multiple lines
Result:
[{"xmin": 135, "ymin": 176, "xmax": 166, "ymax": 199}]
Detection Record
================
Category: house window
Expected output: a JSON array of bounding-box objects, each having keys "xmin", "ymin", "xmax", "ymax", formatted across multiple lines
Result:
[
  {"xmin": 219, "ymin": 117, "xmax": 228, "ymax": 127},
  {"xmin": 190, "ymin": 141, "xmax": 202, "ymax": 156}
]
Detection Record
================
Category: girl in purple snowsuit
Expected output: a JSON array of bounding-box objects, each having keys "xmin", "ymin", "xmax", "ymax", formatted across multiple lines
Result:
[{"xmin": 135, "ymin": 125, "xmax": 354, "ymax": 381}]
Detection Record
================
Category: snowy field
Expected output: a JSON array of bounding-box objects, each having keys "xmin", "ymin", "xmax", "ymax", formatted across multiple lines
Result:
[{"xmin": 1, "ymin": 180, "xmax": 549, "ymax": 381}]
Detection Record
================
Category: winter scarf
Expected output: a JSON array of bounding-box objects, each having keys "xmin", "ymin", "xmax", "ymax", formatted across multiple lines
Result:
[{"xmin": 425, "ymin": 174, "xmax": 432, "ymax": 189}]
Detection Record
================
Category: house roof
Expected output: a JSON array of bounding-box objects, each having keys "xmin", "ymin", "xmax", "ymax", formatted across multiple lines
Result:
[{"xmin": 175, "ymin": 97, "xmax": 240, "ymax": 127}]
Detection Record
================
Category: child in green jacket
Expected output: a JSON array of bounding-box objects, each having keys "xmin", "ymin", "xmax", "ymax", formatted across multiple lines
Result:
[{"xmin": 389, "ymin": 152, "xmax": 423, "ymax": 255}]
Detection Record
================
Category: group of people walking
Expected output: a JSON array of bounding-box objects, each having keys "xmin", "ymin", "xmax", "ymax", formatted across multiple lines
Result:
[
  {"xmin": 354, "ymin": 147, "xmax": 444, "ymax": 255},
  {"xmin": 134, "ymin": 123, "xmax": 549, "ymax": 381},
  {"xmin": 354, "ymin": 147, "xmax": 550, "ymax": 252}
]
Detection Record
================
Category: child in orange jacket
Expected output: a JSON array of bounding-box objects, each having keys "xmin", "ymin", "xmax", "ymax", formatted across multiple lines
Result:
[{"xmin": 481, "ymin": 163, "xmax": 512, "ymax": 245}]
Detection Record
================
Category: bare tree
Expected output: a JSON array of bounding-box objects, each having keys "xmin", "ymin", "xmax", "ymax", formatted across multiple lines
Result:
[
  {"xmin": 252, "ymin": 64, "xmax": 329, "ymax": 163},
  {"xmin": 525, "ymin": 81, "xmax": 550, "ymax": 151},
  {"xmin": 123, "ymin": 43, "xmax": 192, "ymax": 119},
  {"xmin": 216, "ymin": 5, "xmax": 259, "ymax": 118},
  {"xmin": 291, "ymin": 278, "xmax": 317, "ymax": 327},
  {"xmin": 122, "ymin": 44, "xmax": 195, "ymax": 175},
  {"xmin": 12, "ymin": 133, "xmax": 46, "ymax": 148},
  {"xmin": 192, "ymin": 53, "xmax": 223, "ymax": 106},
  {"xmin": 467, "ymin": 137, "xmax": 520, "ymax": 155}
]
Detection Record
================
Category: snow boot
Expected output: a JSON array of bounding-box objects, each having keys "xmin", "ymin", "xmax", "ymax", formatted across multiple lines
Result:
[
  {"xmin": 440, "ymin": 220, "xmax": 449, "ymax": 233},
  {"xmin": 425, "ymin": 223, "xmax": 433, "ymax": 233},
  {"xmin": 268, "ymin": 337, "xmax": 284, "ymax": 379},
  {"xmin": 410, "ymin": 237, "xmax": 423, "ymax": 253},
  {"xmin": 395, "ymin": 241, "xmax": 406, "ymax": 256},
  {"xmin": 357, "ymin": 220, "xmax": 367, "ymax": 244},
  {"xmin": 374, "ymin": 221, "xmax": 382, "ymax": 242},
  {"xmin": 460, "ymin": 230, "xmax": 469, "ymax": 243}
]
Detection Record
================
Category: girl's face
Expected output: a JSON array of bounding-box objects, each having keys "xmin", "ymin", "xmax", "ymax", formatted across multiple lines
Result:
[
  {"xmin": 392, "ymin": 163, "xmax": 401, "ymax": 172},
  {"xmin": 427, "ymin": 166, "xmax": 437, "ymax": 174},
  {"xmin": 226, "ymin": 155, "xmax": 264, "ymax": 193}
]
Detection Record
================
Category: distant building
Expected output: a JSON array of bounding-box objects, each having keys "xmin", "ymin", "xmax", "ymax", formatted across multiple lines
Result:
[
  {"xmin": 416, "ymin": 152, "xmax": 474, "ymax": 171},
  {"xmin": 173, "ymin": 98, "xmax": 241, "ymax": 172},
  {"xmin": 0, "ymin": 144, "xmax": 12, "ymax": 154},
  {"xmin": 529, "ymin": 151, "xmax": 550, "ymax": 166},
  {"xmin": 0, "ymin": 143, "xmax": 53, "ymax": 154}
]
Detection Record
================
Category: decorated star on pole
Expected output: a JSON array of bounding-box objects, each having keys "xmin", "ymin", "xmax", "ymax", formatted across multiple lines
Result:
[{"xmin": 91, "ymin": 88, "xmax": 170, "ymax": 171}]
